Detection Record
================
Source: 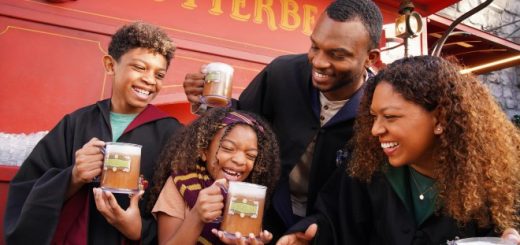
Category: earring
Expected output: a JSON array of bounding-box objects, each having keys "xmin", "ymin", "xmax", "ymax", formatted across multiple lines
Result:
[{"xmin": 434, "ymin": 126, "xmax": 443, "ymax": 134}]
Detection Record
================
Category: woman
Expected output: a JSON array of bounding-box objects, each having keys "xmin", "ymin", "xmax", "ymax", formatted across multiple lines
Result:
[{"xmin": 278, "ymin": 56, "xmax": 520, "ymax": 245}]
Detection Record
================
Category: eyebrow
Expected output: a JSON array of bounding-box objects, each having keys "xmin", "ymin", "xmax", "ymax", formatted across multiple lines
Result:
[
  {"xmin": 370, "ymin": 106, "xmax": 402, "ymax": 113},
  {"xmin": 310, "ymin": 37, "xmax": 353, "ymax": 55},
  {"xmin": 132, "ymin": 58, "xmax": 167, "ymax": 71}
]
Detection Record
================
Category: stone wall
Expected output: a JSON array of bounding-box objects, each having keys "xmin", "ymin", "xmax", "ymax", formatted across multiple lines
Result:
[{"xmin": 438, "ymin": 0, "xmax": 520, "ymax": 118}]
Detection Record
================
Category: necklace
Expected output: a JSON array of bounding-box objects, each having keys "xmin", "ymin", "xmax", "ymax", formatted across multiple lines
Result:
[{"xmin": 410, "ymin": 170, "xmax": 435, "ymax": 200}]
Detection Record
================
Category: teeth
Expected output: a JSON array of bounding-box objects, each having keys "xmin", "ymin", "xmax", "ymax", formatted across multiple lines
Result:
[
  {"xmin": 223, "ymin": 168, "xmax": 240, "ymax": 177},
  {"xmin": 134, "ymin": 87, "xmax": 150, "ymax": 95},
  {"xmin": 314, "ymin": 71, "xmax": 328, "ymax": 78},
  {"xmin": 381, "ymin": 142, "xmax": 399, "ymax": 149}
]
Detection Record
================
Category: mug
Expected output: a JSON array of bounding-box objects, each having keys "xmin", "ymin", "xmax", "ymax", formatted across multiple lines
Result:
[
  {"xmin": 220, "ymin": 181, "xmax": 266, "ymax": 238},
  {"xmin": 99, "ymin": 142, "xmax": 142, "ymax": 194},
  {"xmin": 200, "ymin": 62, "xmax": 234, "ymax": 108}
]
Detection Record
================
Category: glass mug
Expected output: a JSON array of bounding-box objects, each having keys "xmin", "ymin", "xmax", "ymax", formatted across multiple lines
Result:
[
  {"xmin": 100, "ymin": 142, "xmax": 142, "ymax": 194},
  {"xmin": 220, "ymin": 181, "xmax": 267, "ymax": 238},
  {"xmin": 201, "ymin": 62, "xmax": 234, "ymax": 108},
  {"xmin": 449, "ymin": 237, "xmax": 516, "ymax": 245}
]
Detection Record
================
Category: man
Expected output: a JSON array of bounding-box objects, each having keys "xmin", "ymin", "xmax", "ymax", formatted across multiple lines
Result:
[
  {"xmin": 4, "ymin": 22, "xmax": 182, "ymax": 244},
  {"xmin": 183, "ymin": 0, "xmax": 383, "ymax": 241}
]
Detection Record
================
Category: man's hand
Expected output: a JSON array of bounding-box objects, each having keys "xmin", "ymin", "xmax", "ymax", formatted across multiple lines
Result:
[
  {"xmin": 183, "ymin": 65, "xmax": 207, "ymax": 104},
  {"xmin": 93, "ymin": 188, "xmax": 144, "ymax": 240},
  {"xmin": 276, "ymin": 224, "xmax": 317, "ymax": 245}
]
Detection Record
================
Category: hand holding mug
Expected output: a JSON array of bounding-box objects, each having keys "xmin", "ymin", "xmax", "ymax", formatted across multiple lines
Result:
[{"xmin": 193, "ymin": 179, "xmax": 226, "ymax": 223}]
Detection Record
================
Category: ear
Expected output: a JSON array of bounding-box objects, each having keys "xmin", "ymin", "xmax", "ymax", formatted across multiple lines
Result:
[
  {"xmin": 103, "ymin": 55, "xmax": 116, "ymax": 75},
  {"xmin": 200, "ymin": 149, "xmax": 207, "ymax": 162},
  {"xmin": 365, "ymin": 48, "xmax": 381, "ymax": 68},
  {"xmin": 432, "ymin": 108, "xmax": 444, "ymax": 135}
]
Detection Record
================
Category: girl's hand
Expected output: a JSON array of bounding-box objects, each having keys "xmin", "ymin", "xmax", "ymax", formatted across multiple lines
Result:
[
  {"xmin": 193, "ymin": 179, "xmax": 227, "ymax": 223},
  {"xmin": 501, "ymin": 228, "xmax": 520, "ymax": 244},
  {"xmin": 211, "ymin": 229, "xmax": 273, "ymax": 245},
  {"xmin": 93, "ymin": 188, "xmax": 144, "ymax": 240},
  {"xmin": 276, "ymin": 224, "xmax": 317, "ymax": 245}
]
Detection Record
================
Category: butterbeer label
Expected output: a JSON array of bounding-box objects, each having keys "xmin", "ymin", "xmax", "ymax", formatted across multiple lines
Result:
[
  {"xmin": 104, "ymin": 153, "xmax": 131, "ymax": 172},
  {"xmin": 228, "ymin": 197, "xmax": 259, "ymax": 218},
  {"xmin": 205, "ymin": 71, "xmax": 223, "ymax": 83}
]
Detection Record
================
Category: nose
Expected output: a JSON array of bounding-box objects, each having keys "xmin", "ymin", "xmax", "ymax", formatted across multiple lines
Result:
[
  {"xmin": 371, "ymin": 117, "xmax": 386, "ymax": 137},
  {"xmin": 231, "ymin": 152, "xmax": 247, "ymax": 166},
  {"xmin": 142, "ymin": 72, "xmax": 156, "ymax": 85},
  {"xmin": 310, "ymin": 50, "xmax": 330, "ymax": 69}
]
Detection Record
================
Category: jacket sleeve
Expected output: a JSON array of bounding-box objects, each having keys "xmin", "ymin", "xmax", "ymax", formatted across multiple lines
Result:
[{"xmin": 4, "ymin": 115, "xmax": 75, "ymax": 244}]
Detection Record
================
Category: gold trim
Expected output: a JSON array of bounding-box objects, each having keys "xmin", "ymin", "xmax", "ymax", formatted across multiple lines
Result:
[
  {"xmin": 101, "ymin": 70, "xmax": 108, "ymax": 100},
  {"xmin": 0, "ymin": 25, "xmax": 108, "ymax": 99},
  {"xmin": 26, "ymin": 0, "xmax": 295, "ymax": 54},
  {"xmin": 0, "ymin": 25, "xmax": 106, "ymax": 54}
]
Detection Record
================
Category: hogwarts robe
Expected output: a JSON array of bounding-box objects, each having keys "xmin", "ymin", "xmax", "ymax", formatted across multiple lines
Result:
[
  {"xmin": 4, "ymin": 99, "xmax": 182, "ymax": 245},
  {"xmin": 290, "ymin": 164, "xmax": 496, "ymax": 245}
]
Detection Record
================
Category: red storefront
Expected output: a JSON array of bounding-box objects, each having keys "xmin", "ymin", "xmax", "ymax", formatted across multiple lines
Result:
[{"xmin": 2, "ymin": 0, "xmax": 518, "ymax": 243}]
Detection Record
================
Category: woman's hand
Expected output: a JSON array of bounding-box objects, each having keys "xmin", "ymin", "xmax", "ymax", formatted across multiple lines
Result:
[
  {"xmin": 502, "ymin": 228, "xmax": 520, "ymax": 244},
  {"xmin": 276, "ymin": 224, "xmax": 318, "ymax": 245},
  {"xmin": 211, "ymin": 229, "xmax": 273, "ymax": 245},
  {"xmin": 93, "ymin": 188, "xmax": 144, "ymax": 240}
]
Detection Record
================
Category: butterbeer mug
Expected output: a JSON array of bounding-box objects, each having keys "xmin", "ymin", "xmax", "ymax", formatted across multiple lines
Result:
[
  {"xmin": 201, "ymin": 62, "xmax": 234, "ymax": 108},
  {"xmin": 221, "ymin": 181, "xmax": 266, "ymax": 238},
  {"xmin": 100, "ymin": 142, "xmax": 142, "ymax": 194}
]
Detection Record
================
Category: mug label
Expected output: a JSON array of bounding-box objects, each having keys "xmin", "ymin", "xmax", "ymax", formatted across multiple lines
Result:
[
  {"xmin": 104, "ymin": 152, "xmax": 131, "ymax": 172},
  {"xmin": 228, "ymin": 197, "xmax": 259, "ymax": 218},
  {"xmin": 205, "ymin": 71, "xmax": 222, "ymax": 83}
]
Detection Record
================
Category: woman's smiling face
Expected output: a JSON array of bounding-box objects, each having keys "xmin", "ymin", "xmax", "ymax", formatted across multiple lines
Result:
[
  {"xmin": 203, "ymin": 124, "xmax": 258, "ymax": 181},
  {"xmin": 370, "ymin": 81, "xmax": 440, "ymax": 172}
]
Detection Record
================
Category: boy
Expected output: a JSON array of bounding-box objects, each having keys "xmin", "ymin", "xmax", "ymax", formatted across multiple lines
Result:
[{"xmin": 4, "ymin": 22, "xmax": 182, "ymax": 244}]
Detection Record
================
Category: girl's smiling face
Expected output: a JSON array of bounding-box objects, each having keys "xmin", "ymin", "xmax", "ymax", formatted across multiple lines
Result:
[{"xmin": 203, "ymin": 124, "xmax": 258, "ymax": 181}]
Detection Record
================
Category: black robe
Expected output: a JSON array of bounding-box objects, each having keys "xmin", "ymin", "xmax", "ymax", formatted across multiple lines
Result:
[
  {"xmin": 4, "ymin": 99, "xmax": 182, "ymax": 245},
  {"xmin": 290, "ymin": 164, "xmax": 496, "ymax": 245}
]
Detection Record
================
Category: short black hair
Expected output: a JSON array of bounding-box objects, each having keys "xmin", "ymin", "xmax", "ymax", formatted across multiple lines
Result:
[
  {"xmin": 108, "ymin": 21, "xmax": 175, "ymax": 68},
  {"xmin": 326, "ymin": 0, "xmax": 383, "ymax": 50}
]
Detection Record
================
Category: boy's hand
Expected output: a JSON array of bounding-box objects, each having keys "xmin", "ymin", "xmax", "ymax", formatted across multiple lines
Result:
[
  {"xmin": 276, "ymin": 224, "xmax": 317, "ymax": 245},
  {"xmin": 192, "ymin": 179, "xmax": 226, "ymax": 223},
  {"xmin": 93, "ymin": 188, "xmax": 144, "ymax": 241},
  {"xmin": 212, "ymin": 229, "xmax": 273, "ymax": 245},
  {"xmin": 183, "ymin": 65, "xmax": 207, "ymax": 104},
  {"xmin": 72, "ymin": 137, "xmax": 105, "ymax": 184}
]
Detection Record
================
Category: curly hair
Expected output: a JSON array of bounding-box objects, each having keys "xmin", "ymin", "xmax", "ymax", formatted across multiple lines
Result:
[
  {"xmin": 148, "ymin": 108, "xmax": 281, "ymax": 211},
  {"xmin": 108, "ymin": 21, "xmax": 175, "ymax": 67},
  {"xmin": 326, "ymin": 0, "xmax": 383, "ymax": 50},
  {"xmin": 349, "ymin": 55, "xmax": 520, "ymax": 231}
]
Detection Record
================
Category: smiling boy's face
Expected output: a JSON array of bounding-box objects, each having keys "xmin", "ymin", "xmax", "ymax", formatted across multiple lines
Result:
[{"xmin": 105, "ymin": 47, "xmax": 168, "ymax": 114}]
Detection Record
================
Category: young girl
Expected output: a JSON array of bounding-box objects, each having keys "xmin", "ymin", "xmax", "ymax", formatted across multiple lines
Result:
[
  {"xmin": 150, "ymin": 108, "xmax": 280, "ymax": 245},
  {"xmin": 279, "ymin": 56, "xmax": 520, "ymax": 244}
]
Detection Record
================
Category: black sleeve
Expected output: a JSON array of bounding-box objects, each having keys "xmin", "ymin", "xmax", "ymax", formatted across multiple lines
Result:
[
  {"xmin": 4, "ymin": 115, "xmax": 75, "ymax": 244},
  {"xmin": 237, "ymin": 63, "xmax": 275, "ymax": 122}
]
